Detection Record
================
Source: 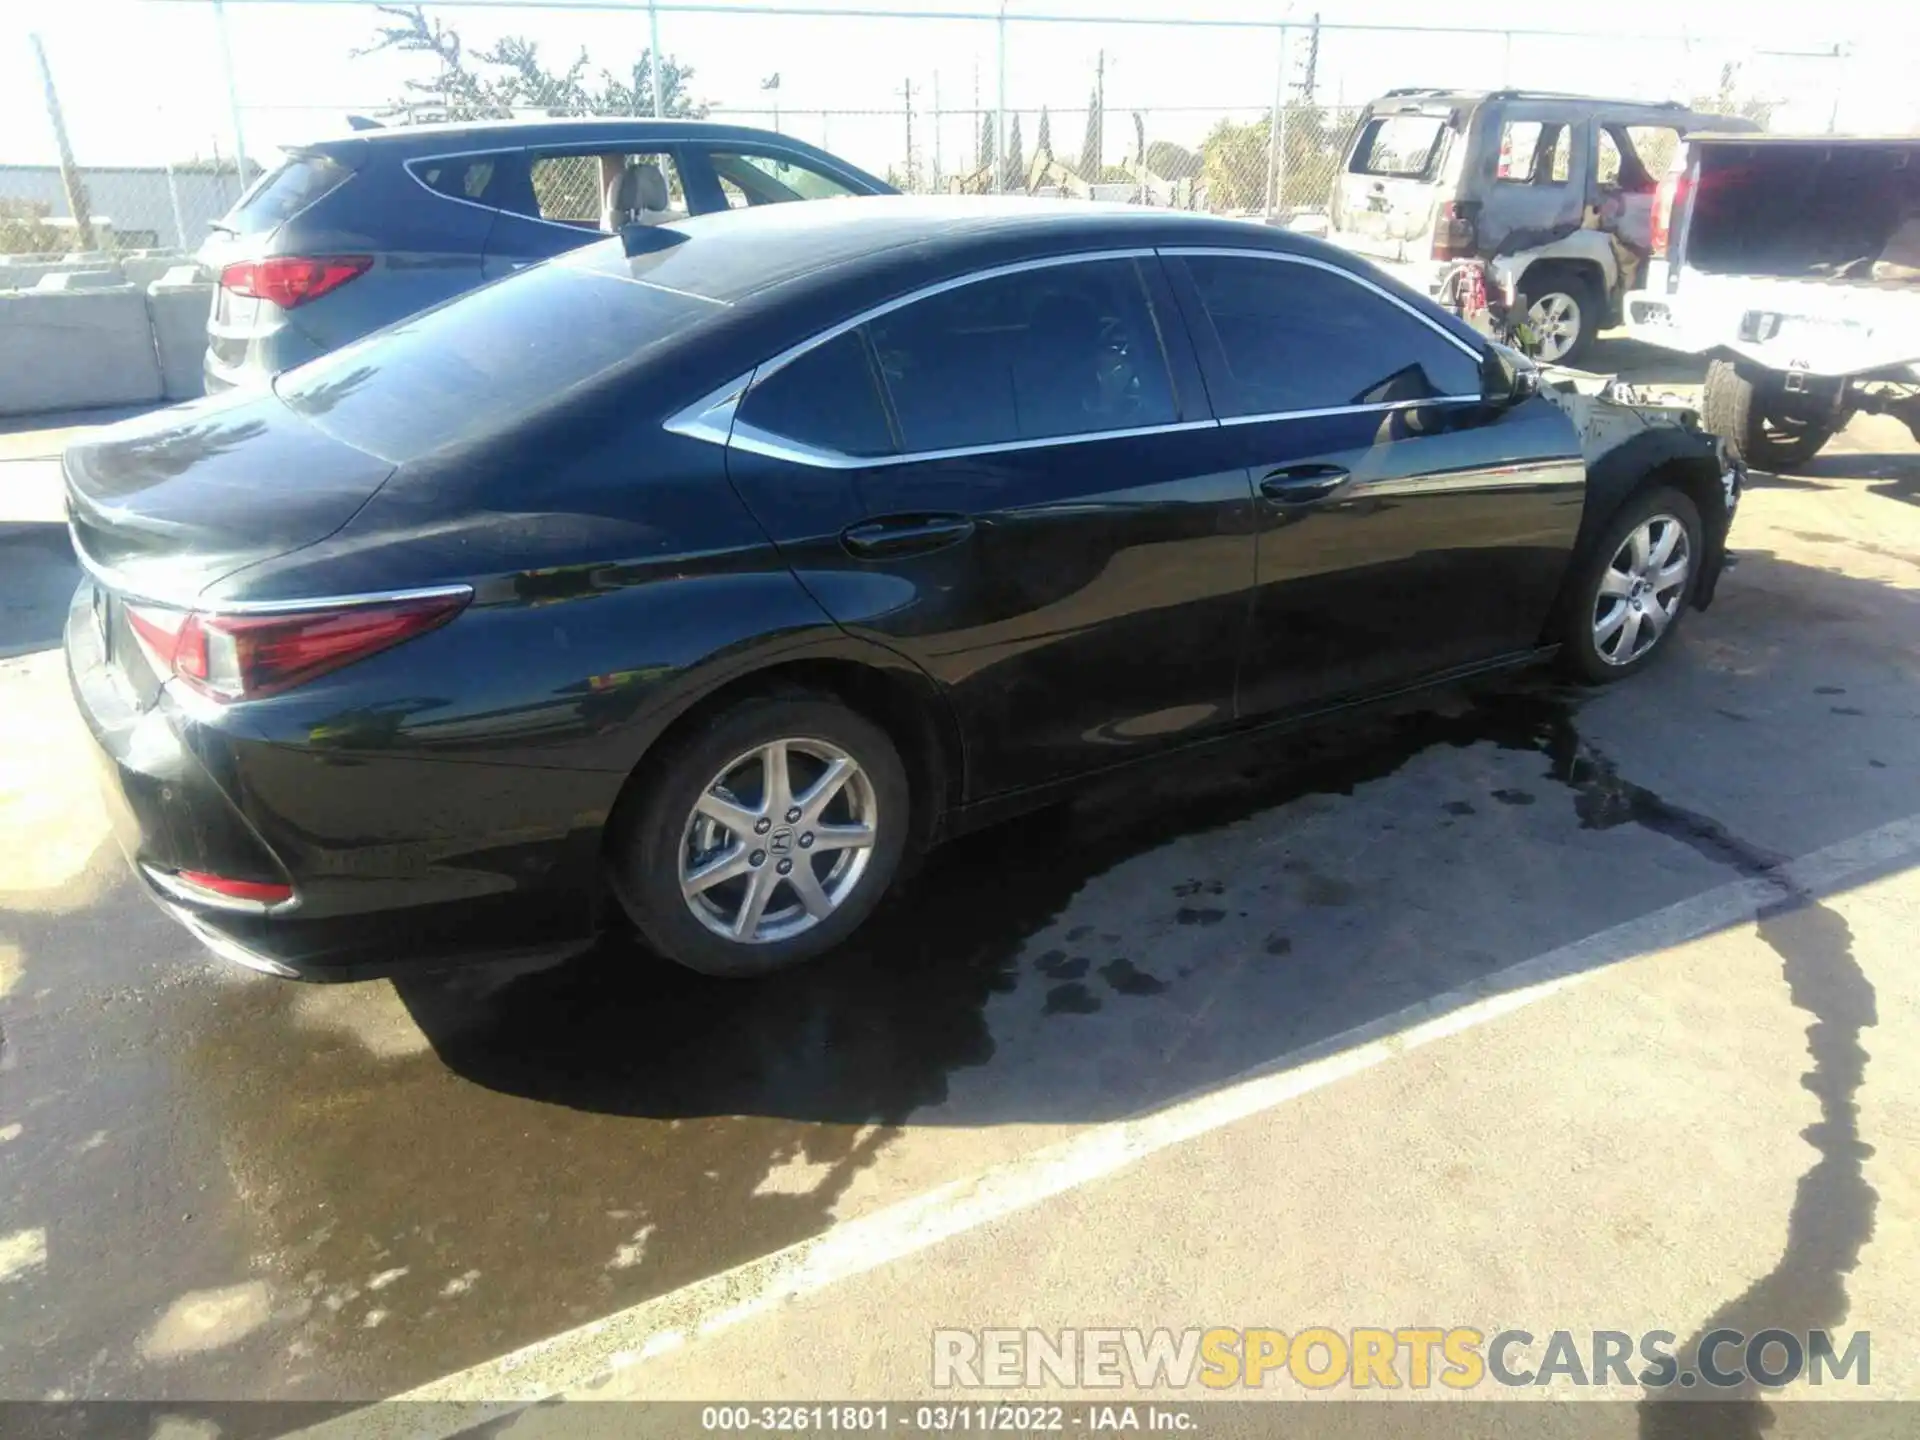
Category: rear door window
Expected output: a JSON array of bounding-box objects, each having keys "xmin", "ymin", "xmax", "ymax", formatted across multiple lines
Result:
[
  {"xmin": 526, "ymin": 151, "xmax": 687, "ymax": 227},
  {"xmin": 866, "ymin": 258, "xmax": 1178, "ymax": 453},
  {"xmin": 1497, "ymin": 121, "xmax": 1571, "ymax": 185},
  {"xmin": 219, "ymin": 153, "xmax": 350, "ymax": 235},
  {"xmin": 1349, "ymin": 115, "xmax": 1448, "ymax": 179},
  {"xmin": 1176, "ymin": 255, "xmax": 1481, "ymax": 415}
]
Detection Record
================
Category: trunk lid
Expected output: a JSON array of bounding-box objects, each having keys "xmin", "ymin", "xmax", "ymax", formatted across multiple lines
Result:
[{"xmin": 64, "ymin": 390, "xmax": 396, "ymax": 604}]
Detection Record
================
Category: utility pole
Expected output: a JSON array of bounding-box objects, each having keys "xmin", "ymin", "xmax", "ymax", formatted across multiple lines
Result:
[
  {"xmin": 933, "ymin": 72, "xmax": 944, "ymax": 192},
  {"xmin": 1266, "ymin": 23, "xmax": 1291, "ymax": 219},
  {"xmin": 1301, "ymin": 14, "xmax": 1321, "ymax": 104},
  {"xmin": 210, "ymin": 0, "xmax": 252, "ymax": 201},
  {"xmin": 995, "ymin": 0, "xmax": 1008, "ymax": 194},
  {"xmin": 647, "ymin": 0, "xmax": 665, "ymax": 116},
  {"xmin": 903, "ymin": 78, "xmax": 915, "ymax": 192},
  {"xmin": 29, "ymin": 33, "xmax": 94, "ymax": 252},
  {"xmin": 1094, "ymin": 49, "xmax": 1104, "ymax": 186}
]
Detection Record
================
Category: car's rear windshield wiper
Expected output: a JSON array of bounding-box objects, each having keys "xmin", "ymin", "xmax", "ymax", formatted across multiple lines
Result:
[{"xmin": 207, "ymin": 220, "xmax": 239, "ymax": 236}]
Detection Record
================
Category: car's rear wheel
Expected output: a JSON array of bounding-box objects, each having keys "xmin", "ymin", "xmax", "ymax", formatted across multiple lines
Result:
[
  {"xmin": 612, "ymin": 695, "xmax": 910, "ymax": 977},
  {"xmin": 1524, "ymin": 266, "xmax": 1601, "ymax": 367},
  {"xmin": 1702, "ymin": 359, "xmax": 1837, "ymax": 470},
  {"xmin": 1559, "ymin": 486, "xmax": 1703, "ymax": 683}
]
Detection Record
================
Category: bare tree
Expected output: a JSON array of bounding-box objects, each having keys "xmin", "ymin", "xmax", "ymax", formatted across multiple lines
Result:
[{"xmin": 358, "ymin": 5, "xmax": 708, "ymax": 122}]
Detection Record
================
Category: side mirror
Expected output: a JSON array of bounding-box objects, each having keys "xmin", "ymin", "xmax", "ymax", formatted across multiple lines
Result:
[{"xmin": 1482, "ymin": 341, "xmax": 1540, "ymax": 408}]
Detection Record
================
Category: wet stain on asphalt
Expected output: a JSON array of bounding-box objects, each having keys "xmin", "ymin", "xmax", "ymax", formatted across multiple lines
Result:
[
  {"xmin": 1443, "ymin": 800, "xmax": 1477, "ymax": 816},
  {"xmin": 1098, "ymin": 959, "xmax": 1167, "ymax": 998},
  {"xmin": 1814, "ymin": 686, "xmax": 1846, "ymax": 696},
  {"xmin": 1174, "ymin": 906, "xmax": 1227, "ymax": 926},
  {"xmin": 1043, "ymin": 982, "xmax": 1101, "ymax": 1016},
  {"xmin": 6, "ymin": 664, "xmax": 1895, "ymax": 1406},
  {"xmin": 1490, "ymin": 788, "xmax": 1536, "ymax": 806},
  {"xmin": 1831, "ymin": 706, "xmax": 1866, "ymax": 716},
  {"xmin": 1034, "ymin": 950, "xmax": 1088, "ymax": 981}
]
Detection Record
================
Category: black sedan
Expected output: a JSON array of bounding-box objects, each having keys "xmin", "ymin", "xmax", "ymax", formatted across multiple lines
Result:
[{"xmin": 64, "ymin": 198, "xmax": 1740, "ymax": 980}]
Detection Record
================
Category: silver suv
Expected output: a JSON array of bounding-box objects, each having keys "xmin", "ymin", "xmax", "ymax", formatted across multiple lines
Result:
[{"xmin": 1326, "ymin": 89, "xmax": 1751, "ymax": 365}]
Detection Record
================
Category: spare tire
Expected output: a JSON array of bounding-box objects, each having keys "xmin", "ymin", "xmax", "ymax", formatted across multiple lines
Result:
[{"xmin": 1702, "ymin": 359, "xmax": 1836, "ymax": 470}]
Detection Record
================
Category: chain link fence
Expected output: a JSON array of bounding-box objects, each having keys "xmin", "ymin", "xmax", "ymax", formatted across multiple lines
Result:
[{"xmin": 2, "ymin": 1, "xmax": 1887, "ymax": 261}]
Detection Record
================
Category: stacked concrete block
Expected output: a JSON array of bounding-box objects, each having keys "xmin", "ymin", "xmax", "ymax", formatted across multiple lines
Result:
[
  {"xmin": 0, "ymin": 285, "xmax": 164, "ymax": 416},
  {"xmin": 146, "ymin": 266, "xmax": 214, "ymax": 401}
]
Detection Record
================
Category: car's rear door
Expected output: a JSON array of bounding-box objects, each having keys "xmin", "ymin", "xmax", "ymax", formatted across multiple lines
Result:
[
  {"xmin": 1160, "ymin": 247, "xmax": 1585, "ymax": 718},
  {"xmin": 705, "ymin": 252, "xmax": 1260, "ymax": 799},
  {"xmin": 1475, "ymin": 102, "xmax": 1588, "ymax": 255},
  {"xmin": 1331, "ymin": 104, "xmax": 1457, "ymax": 262}
]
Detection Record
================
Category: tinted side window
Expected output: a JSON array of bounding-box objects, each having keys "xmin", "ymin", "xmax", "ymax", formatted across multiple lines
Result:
[
  {"xmin": 738, "ymin": 330, "xmax": 896, "ymax": 458},
  {"xmin": 710, "ymin": 152, "xmax": 860, "ymax": 203},
  {"xmin": 221, "ymin": 154, "xmax": 350, "ymax": 236},
  {"xmin": 1179, "ymin": 256, "xmax": 1481, "ymax": 415},
  {"xmin": 869, "ymin": 258, "xmax": 1177, "ymax": 452},
  {"xmin": 414, "ymin": 156, "xmax": 500, "ymax": 204}
]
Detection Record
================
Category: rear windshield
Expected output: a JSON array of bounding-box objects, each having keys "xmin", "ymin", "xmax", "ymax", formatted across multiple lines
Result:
[
  {"xmin": 1350, "ymin": 114, "xmax": 1450, "ymax": 179},
  {"xmin": 276, "ymin": 253, "xmax": 720, "ymax": 463},
  {"xmin": 219, "ymin": 153, "xmax": 351, "ymax": 236}
]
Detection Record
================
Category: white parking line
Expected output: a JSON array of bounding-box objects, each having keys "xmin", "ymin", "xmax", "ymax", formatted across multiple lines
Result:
[{"xmin": 288, "ymin": 812, "xmax": 1920, "ymax": 1440}]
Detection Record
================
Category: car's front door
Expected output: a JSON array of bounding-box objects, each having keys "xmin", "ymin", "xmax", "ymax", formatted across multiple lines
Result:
[
  {"xmin": 708, "ymin": 253, "xmax": 1260, "ymax": 799},
  {"xmin": 1160, "ymin": 248, "xmax": 1585, "ymax": 719}
]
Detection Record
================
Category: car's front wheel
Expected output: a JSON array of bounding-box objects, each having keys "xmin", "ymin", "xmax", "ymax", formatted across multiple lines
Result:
[
  {"xmin": 1559, "ymin": 486, "xmax": 1704, "ymax": 683},
  {"xmin": 612, "ymin": 695, "xmax": 910, "ymax": 976}
]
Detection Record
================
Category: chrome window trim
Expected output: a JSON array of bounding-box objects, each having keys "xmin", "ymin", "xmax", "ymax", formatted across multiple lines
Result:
[
  {"xmin": 729, "ymin": 416, "xmax": 1223, "ymax": 472},
  {"xmin": 662, "ymin": 243, "xmax": 1501, "ymax": 470},
  {"xmin": 1155, "ymin": 244, "xmax": 1488, "ymax": 365},
  {"xmin": 1217, "ymin": 395, "xmax": 1484, "ymax": 428},
  {"xmin": 70, "ymin": 539, "xmax": 475, "ymax": 616}
]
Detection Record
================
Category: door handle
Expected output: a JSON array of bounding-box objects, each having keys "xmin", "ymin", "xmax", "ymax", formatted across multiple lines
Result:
[
  {"xmin": 841, "ymin": 514, "xmax": 976, "ymax": 559},
  {"xmin": 1258, "ymin": 464, "xmax": 1351, "ymax": 503}
]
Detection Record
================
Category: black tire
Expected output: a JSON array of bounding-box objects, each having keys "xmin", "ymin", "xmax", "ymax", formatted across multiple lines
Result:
[
  {"xmin": 1558, "ymin": 485, "xmax": 1704, "ymax": 684},
  {"xmin": 1701, "ymin": 359, "xmax": 1836, "ymax": 470},
  {"xmin": 611, "ymin": 695, "xmax": 910, "ymax": 977},
  {"xmin": 1523, "ymin": 265, "xmax": 1603, "ymax": 368}
]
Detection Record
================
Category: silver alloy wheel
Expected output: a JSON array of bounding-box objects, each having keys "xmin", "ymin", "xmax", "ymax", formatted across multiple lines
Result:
[
  {"xmin": 1528, "ymin": 291, "xmax": 1583, "ymax": 364},
  {"xmin": 1592, "ymin": 513, "xmax": 1691, "ymax": 667},
  {"xmin": 678, "ymin": 737, "xmax": 878, "ymax": 944}
]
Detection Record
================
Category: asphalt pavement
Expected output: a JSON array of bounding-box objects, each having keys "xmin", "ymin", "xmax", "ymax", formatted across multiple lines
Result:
[{"xmin": 1, "ymin": 344, "xmax": 1916, "ymax": 1432}]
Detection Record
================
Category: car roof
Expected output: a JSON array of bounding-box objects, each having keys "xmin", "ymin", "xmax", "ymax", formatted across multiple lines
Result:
[
  {"xmin": 297, "ymin": 116, "xmax": 857, "ymax": 157},
  {"xmin": 563, "ymin": 194, "xmax": 1459, "ymax": 326},
  {"xmin": 1369, "ymin": 88, "xmax": 1743, "ymax": 123}
]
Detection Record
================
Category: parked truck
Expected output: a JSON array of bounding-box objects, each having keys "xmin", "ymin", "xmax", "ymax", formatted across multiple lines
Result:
[{"xmin": 1622, "ymin": 133, "xmax": 1920, "ymax": 467}]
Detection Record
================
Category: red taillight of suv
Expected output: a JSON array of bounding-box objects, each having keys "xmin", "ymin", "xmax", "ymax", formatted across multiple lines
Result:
[
  {"xmin": 1651, "ymin": 168, "xmax": 1689, "ymax": 259},
  {"xmin": 220, "ymin": 256, "xmax": 372, "ymax": 310},
  {"xmin": 123, "ymin": 591, "xmax": 469, "ymax": 702},
  {"xmin": 1431, "ymin": 201, "xmax": 1480, "ymax": 260}
]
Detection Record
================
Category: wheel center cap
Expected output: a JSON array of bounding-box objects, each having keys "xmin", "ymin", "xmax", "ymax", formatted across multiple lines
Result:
[{"xmin": 769, "ymin": 828, "xmax": 794, "ymax": 855}]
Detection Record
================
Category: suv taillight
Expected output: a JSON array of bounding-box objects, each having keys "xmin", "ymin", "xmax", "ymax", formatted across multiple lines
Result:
[
  {"xmin": 1431, "ymin": 201, "xmax": 1480, "ymax": 260},
  {"xmin": 123, "ymin": 593, "xmax": 468, "ymax": 702},
  {"xmin": 1651, "ymin": 151, "xmax": 1690, "ymax": 260},
  {"xmin": 220, "ymin": 255, "xmax": 372, "ymax": 310}
]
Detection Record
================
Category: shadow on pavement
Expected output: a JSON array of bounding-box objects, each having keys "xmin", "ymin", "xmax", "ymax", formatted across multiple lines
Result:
[
  {"xmin": 3, "ymin": 551, "xmax": 1911, "ymax": 1406},
  {"xmin": 0, "ymin": 522, "xmax": 77, "ymax": 659}
]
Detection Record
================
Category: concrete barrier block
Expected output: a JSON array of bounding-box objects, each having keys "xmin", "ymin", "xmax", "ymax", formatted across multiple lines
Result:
[
  {"xmin": 146, "ymin": 274, "xmax": 214, "ymax": 402},
  {"xmin": 34, "ymin": 269, "xmax": 127, "ymax": 291},
  {"xmin": 122, "ymin": 255, "xmax": 193, "ymax": 290},
  {"xmin": 0, "ymin": 287, "xmax": 164, "ymax": 416}
]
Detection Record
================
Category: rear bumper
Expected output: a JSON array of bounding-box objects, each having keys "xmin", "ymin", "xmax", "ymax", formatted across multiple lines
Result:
[
  {"xmin": 1623, "ymin": 283, "xmax": 1920, "ymax": 381},
  {"xmin": 203, "ymin": 320, "xmax": 330, "ymax": 393},
  {"xmin": 64, "ymin": 581, "xmax": 606, "ymax": 980}
]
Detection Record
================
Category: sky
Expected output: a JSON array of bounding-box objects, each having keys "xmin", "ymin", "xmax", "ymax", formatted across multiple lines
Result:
[{"xmin": 4, "ymin": 0, "xmax": 1917, "ymax": 186}]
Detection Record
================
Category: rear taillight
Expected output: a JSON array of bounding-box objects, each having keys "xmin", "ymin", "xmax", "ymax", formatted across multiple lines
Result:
[
  {"xmin": 1651, "ymin": 158, "xmax": 1689, "ymax": 260},
  {"xmin": 1431, "ymin": 200, "xmax": 1480, "ymax": 260},
  {"xmin": 220, "ymin": 255, "xmax": 372, "ymax": 310},
  {"xmin": 123, "ymin": 592, "xmax": 468, "ymax": 702},
  {"xmin": 174, "ymin": 871, "xmax": 295, "ymax": 906}
]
